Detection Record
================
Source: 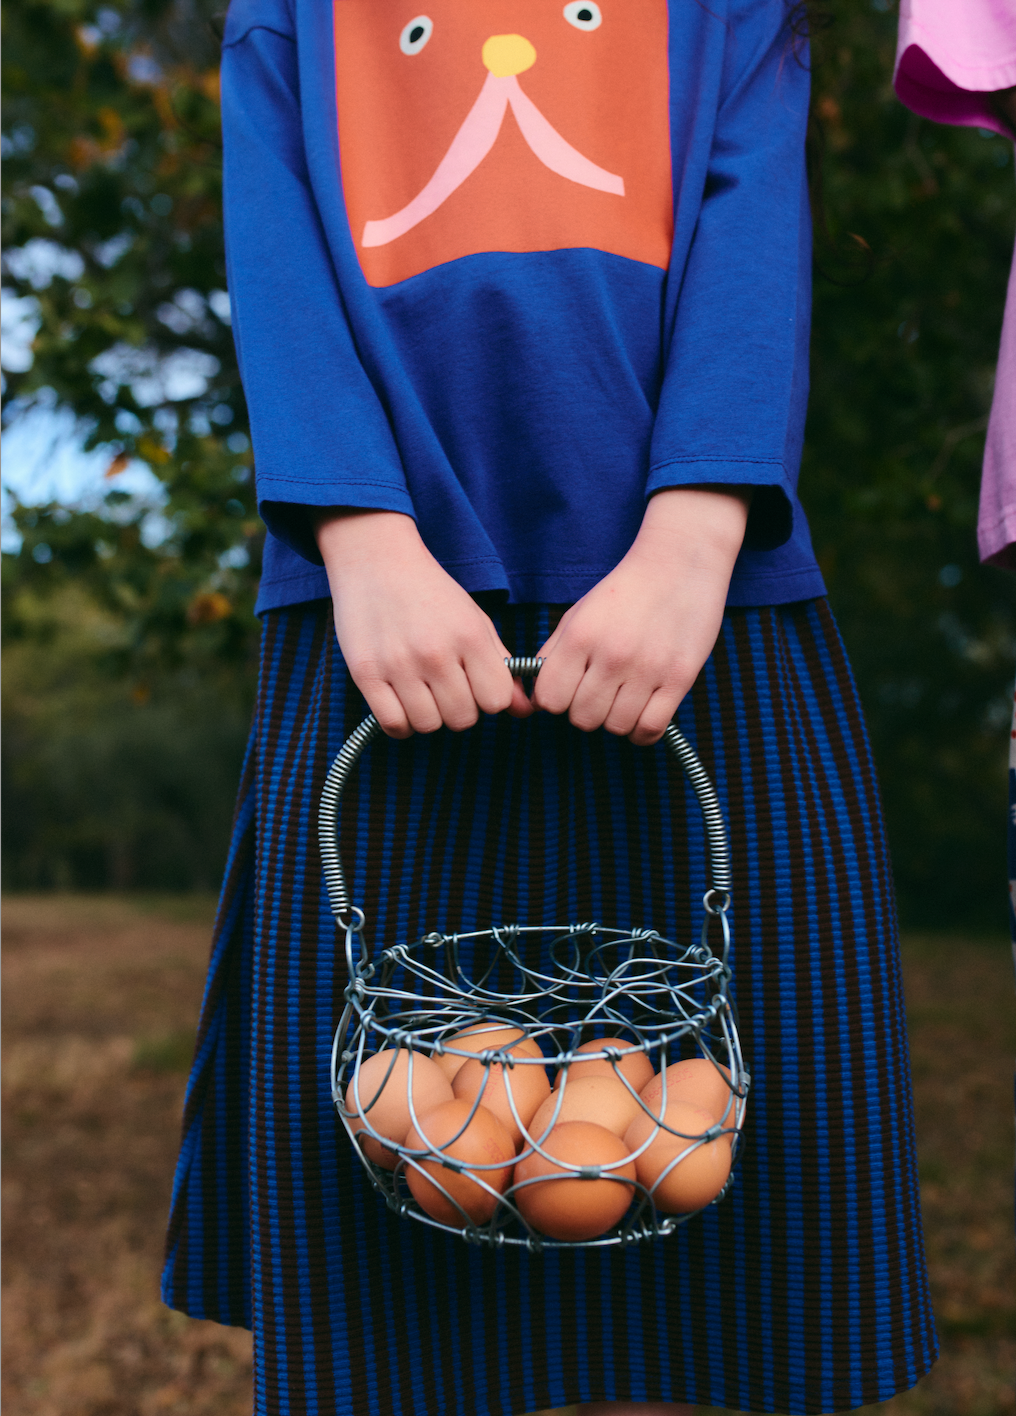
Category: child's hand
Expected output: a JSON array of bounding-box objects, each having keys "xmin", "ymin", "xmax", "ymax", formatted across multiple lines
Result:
[
  {"xmin": 316, "ymin": 510, "xmax": 533, "ymax": 737},
  {"xmin": 532, "ymin": 488, "xmax": 750, "ymax": 746}
]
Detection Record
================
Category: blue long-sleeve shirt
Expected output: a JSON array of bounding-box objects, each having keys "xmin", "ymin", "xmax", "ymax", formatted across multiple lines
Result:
[{"xmin": 221, "ymin": 0, "xmax": 826, "ymax": 614}]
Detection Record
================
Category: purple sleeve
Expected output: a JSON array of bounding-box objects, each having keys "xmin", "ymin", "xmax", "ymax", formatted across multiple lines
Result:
[
  {"xmin": 894, "ymin": 0, "xmax": 1016, "ymax": 568},
  {"xmin": 894, "ymin": 0, "xmax": 1016, "ymax": 134},
  {"xmin": 978, "ymin": 250, "xmax": 1016, "ymax": 569}
]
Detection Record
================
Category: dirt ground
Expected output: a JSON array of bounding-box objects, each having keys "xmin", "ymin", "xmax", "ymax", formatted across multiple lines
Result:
[{"xmin": 2, "ymin": 895, "xmax": 1014, "ymax": 1416}]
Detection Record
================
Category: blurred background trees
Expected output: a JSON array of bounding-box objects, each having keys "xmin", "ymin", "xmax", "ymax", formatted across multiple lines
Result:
[{"xmin": 2, "ymin": 0, "xmax": 1015, "ymax": 923}]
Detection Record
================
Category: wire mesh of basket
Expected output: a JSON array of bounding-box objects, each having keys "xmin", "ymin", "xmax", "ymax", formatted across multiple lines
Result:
[{"xmin": 321, "ymin": 658, "xmax": 749, "ymax": 1251}]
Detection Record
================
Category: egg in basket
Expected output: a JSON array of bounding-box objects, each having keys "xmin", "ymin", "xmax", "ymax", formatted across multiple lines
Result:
[{"xmin": 322, "ymin": 660, "xmax": 749, "ymax": 1251}]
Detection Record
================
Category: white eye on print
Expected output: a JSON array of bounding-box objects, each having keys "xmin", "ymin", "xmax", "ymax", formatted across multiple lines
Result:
[
  {"xmin": 399, "ymin": 15, "xmax": 433, "ymax": 54},
  {"xmin": 563, "ymin": 1, "xmax": 602, "ymax": 31}
]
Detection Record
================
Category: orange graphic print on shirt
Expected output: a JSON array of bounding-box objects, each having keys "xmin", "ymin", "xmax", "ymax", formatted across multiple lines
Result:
[{"xmin": 333, "ymin": 0, "xmax": 673, "ymax": 287}]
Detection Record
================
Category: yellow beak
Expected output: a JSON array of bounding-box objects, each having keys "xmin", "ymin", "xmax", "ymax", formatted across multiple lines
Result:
[{"xmin": 481, "ymin": 33, "xmax": 537, "ymax": 78}]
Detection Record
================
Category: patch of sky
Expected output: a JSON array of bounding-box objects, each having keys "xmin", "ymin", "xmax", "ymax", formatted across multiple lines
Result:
[
  {"xmin": 2, "ymin": 124, "xmax": 36, "ymax": 157},
  {"xmin": 30, "ymin": 186, "xmax": 64, "ymax": 227},
  {"xmin": 90, "ymin": 342, "xmax": 220, "ymax": 405},
  {"xmin": 207, "ymin": 289, "xmax": 231, "ymax": 324},
  {"xmin": 1, "ymin": 289, "xmax": 42, "ymax": 372},
  {"xmin": 4, "ymin": 239, "xmax": 85, "ymax": 289},
  {"xmin": 129, "ymin": 54, "xmax": 163, "ymax": 85},
  {"xmin": 152, "ymin": 405, "xmax": 179, "ymax": 451},
  {"xmin": 93, "ymin": 231, "xmax": 134, "ymax": 268},
  {"xmin": 220, "ymin": 543, "xmax": 250, "ymax": 569},
  {"xmin": 157, "ymin": 288, "xmax": 209, "ymax": 336},
  {"xmin": 1, "ymin": 397, "xmax": 168, "ymax": 553}
]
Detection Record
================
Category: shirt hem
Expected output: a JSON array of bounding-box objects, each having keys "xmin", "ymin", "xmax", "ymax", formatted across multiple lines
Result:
[{"xmin": 254, "ymin": 561, "xmax": 828, "ymax": 615}]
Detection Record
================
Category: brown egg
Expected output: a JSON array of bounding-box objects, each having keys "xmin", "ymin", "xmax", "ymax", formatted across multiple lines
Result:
[
  {"xmin": 344, "ymin": 1049, "xmax": 453, "ymax": 1170},
  {"xmin": 527, "ymin": 1074, "xmax": 643, "ymax": 1141},
  {"xmin": 404, "ymin": 1099, "xmax": 515, "ymax": 1226},
  {"xmin": 553, "ymin": 1036, "xmax": 655, "ymax": 1094},
  {"xmin": 452, "ymin": 1055, "xmax": 551, "ymax": 1148},
  {"xmin": 640, "ymin": 1058, "xmax": 737, "ymax": 1138},
  {"xmin": 434, "ymin": 1025, "xmax": 544, "ymax": 1081},
  {"xmin": 624, "ymin": 1099, "xmax": 731, "ymax": 1213},
  {"xmin": 513, "ymin": 1121, "xmax": 636, "ymax": 1241}
]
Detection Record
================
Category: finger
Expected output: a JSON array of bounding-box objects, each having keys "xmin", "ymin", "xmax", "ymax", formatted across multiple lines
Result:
[
  {"xmin": 628, "ymin": 686, "xmax": 686, "ymax": 747},
  {"xmin": 565, "ymin": 663, "xmax": 634, "ymax": 733},
  {"xmin": 362, "ymin": 681, "xmax": 413, "ymax": 739},
  {"xmin": 494, "ymin": 636, "xmax": 540, "ymax": 717},
  {"xmin": 463, "ymin": 638, "xmax": 516, "ymax": 717},
  {"xmin": 424, "ymin": 665, "xmax": 482, "ymax": 732},
  {"xmin": 506, "ymin": 677, "xmax": 538, "ymax": 717},
  {"xmin": 601, "ymin": 680, "xmax": 657, "ymax": 739},
  {"xmin": 396, "ymin": 679, "xmax": 446, "ymax": 735},
  {"xmin": 531, "ymin": 647, "xmax": 588, "ymax": 716}
]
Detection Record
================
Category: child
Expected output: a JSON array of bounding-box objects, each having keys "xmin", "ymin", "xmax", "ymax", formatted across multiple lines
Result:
[
  {"xmin": 163, "ymin": 2, "xmax": 937, "ymax": 1412},
  {"xmin": 894, "ymin": 0, "xmax": 1016, "ymax": 1244},
  {"xmin": 894, "ymin": 0, "xmax": 1016, "ymax": 570}
]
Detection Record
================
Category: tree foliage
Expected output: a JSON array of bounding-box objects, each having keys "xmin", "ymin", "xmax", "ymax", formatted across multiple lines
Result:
[
  {"xmin": 2, "ymin": 0, "xmax": 1015, "ymax": 919},
  {"xmin": 801, "ymin": 7, "xmax": 1016, "ymax": 924},
  {"xmin": 3, "ymin": 0, "xmax": 259, "ymax": 674}
]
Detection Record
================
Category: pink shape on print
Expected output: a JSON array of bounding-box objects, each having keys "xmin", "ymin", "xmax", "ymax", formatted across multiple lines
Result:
[{"xmin": 362, "ymin": 72, "xmax": 624, "ymax": 249}]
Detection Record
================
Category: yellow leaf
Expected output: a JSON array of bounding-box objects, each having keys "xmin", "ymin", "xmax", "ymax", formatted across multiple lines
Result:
[{"xmin": 186, "ymin": 592, "xmax": 232, "ymax": 626}]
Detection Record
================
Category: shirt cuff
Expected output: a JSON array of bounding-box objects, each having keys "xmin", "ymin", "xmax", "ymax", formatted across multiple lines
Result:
[
  {"xmin": 259, "ymin": 481, "xmax": 417, "ymax": 565},
  {"xmin": 645, "ymin": 457, "xmax": 793, "ymax": 552}
]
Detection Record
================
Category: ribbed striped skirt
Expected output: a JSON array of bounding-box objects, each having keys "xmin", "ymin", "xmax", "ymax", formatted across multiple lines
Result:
[{"xmin": 162, "ymin": 598, "xmax": 937, "ymax": 1415}]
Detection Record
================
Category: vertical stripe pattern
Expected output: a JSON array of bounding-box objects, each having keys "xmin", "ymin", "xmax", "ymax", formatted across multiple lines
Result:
[{"xmin": 163, "ymin": 598, "xmax": 937, "ymax": 1415}]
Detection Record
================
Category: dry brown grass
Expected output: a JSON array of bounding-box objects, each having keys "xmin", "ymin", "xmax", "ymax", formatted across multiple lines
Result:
[{"xmin": 2, "ymin": 896, "xmax": 1013, "ymax": 1415}]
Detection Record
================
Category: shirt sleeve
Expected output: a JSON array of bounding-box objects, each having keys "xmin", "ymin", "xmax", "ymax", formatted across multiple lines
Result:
[
  {"xmin": 221, "ymin": 0, "xmax": 414, "ymax": 565},
  {"xmin": 646, "ymin": 0, "xmax": 812, "ymax": 552},
  {"xmin": 894, "ymin": 0, "xmax": 1016, "ymax": 134}
]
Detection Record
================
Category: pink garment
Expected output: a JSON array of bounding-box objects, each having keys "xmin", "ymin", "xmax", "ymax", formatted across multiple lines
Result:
[
  {"xmin": 894, "ymin": 0, "xmax": 1016, "ymax": 567},
  {"xmin": 981, "ymin": 251, "xmax": 1016, "ymax": 569}
]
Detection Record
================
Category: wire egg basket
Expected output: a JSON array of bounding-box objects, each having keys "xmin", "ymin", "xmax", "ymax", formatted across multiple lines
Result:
[{"xmin": 321, "ymin": 658, "xmax": 749, "ymax": 1251}]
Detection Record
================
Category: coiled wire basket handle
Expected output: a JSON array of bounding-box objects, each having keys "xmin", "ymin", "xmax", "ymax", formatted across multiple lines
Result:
[{"xmin": 319, "ymin": 657, "xmax": 732, "ymax": 935}]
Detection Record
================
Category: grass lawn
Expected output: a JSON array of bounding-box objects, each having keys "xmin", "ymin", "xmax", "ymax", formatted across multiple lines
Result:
[{"xmin": 2, "ymin": 895, "xmax": 1013, "ymax": 1415}]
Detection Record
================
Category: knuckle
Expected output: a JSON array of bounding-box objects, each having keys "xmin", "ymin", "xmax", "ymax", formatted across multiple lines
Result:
[
  {"xmin": 446, "ymin": 703, "xmax": 480, "ymax": 732},
  {"xmin": 415, "ymin": 646, "xmax": 447, "ymax": 677},
  {"xmin": 346, "ymin": 655, "xmax": 381, "ymax": 686},
  {"xmin": 569, "ymin": 707, "xmax": 602, "ymax": 734},
  {"xmin": 598, "ymin": 649, "xmax": 630, "ymax": 678},
  {"xmin": 478, "ymin": 688, "xmax": 512, "ymax": 716}
]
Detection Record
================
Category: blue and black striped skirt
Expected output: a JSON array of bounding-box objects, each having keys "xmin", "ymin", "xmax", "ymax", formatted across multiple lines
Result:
[{"xmin": 163, "ymin": 598, "xmax": 937, "ymax": 1415}]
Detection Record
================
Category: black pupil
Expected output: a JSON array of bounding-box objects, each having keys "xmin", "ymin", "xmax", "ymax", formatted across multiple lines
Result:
[
  {"xmin": 577, "ymin": 7, "xmax": 593, "ymax": 18},
  {"xmin": 409, "ymin": 24, "xmax": 424, "ymax": 42}
]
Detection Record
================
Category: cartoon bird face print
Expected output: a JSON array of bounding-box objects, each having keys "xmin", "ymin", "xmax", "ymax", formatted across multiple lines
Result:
[{"xmin": 333, "ymin": 0, "xmax": 673, "ymax": 287}]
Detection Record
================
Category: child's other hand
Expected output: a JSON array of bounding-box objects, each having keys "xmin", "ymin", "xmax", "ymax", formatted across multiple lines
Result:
[
  {"xmin": 316, "ymin": 510, "xmax": 533, "ymax": 737},
  {"xmin": 532, "ymin": 488, "xmax": 750, "ymax": 746}
]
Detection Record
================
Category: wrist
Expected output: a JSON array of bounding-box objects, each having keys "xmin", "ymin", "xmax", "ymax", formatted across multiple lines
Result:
[
  {"xmin": 634, "ymin": 486, "xmax": 750, "ymax": 569},
  {"xmin": 314, "ymin": 508, "xmax": 424, "ymax": 573}
]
